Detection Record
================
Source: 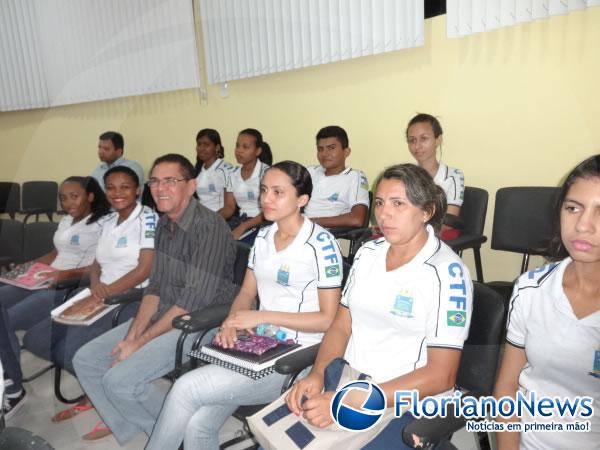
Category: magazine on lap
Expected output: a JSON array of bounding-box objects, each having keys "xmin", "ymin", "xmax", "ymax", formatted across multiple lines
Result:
[
  {"xmin": 0, "ymin": 262, "xmax": 58, "ymax": 290},
  {"xmin": 51, "ymin": 288, "xmax": 117, "ymax": 326}
]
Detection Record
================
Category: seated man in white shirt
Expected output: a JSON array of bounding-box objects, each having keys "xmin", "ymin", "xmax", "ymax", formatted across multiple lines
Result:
[
  {"xmin": 91, "ymin": 131, "xmax": 145, "ymax": 191},
  {"xmin": 304, "ymin": 126, "xmax": 369, "ymax": 229}
]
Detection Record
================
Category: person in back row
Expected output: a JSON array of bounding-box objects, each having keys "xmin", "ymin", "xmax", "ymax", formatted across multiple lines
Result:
[
  {"xmin": 91, "ymin": 131, "xmax": 145, "ymax": 191},
  {"xmin": 195, "ymin": 128, "xmax": 233, "ymax": 214},
  {"xmin": 304, "ymin": 126, "xmax": 370, "ymax": 229},
  {"xmin": 221, "ymin": 128, "xmax": 272, "ymax": 244},
  {"xmin": 405, "ymin": 113, "xmax": 465, "ymax": 241},
  {"xmin": 74, "ymin": 154, "xmax": 238, "ymax": 445}
]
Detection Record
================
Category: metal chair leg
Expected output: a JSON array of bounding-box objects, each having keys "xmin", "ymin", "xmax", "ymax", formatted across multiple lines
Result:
[{"xmin": 54, "ymin": 367, "xmax": 84, "ymax": 404}]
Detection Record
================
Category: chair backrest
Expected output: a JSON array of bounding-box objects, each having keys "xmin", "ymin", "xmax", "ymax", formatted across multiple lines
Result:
[
  {"xmin": 22, "ymin": 222, "xmax": 59, "ymax": 261},
  {"xmin": 0, "ymin": 219, "xmax": 24, "ymax": 265},
  {"xmin": 460, "ymin": 186, "xmax": 488, "ymax": 236},
  {"xmin": 456, "ymin": 282, "xmax": 507, "ymax": 396},
  {"xmin": 233, "ymin": 241, "xmax": 251, "ymax": 286},
  {"xmin": 491, "ymin": 186, "xmax": 559, "ymax": 255},
  {"xmin": 21, "ymin": 181, "xmax": 58, "ymax": 214},
  {"xmin": 0, "ymin": 182, "xmax": 20, "ymax": 217}
]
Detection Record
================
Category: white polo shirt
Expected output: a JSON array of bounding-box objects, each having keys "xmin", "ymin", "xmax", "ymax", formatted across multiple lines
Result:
[
  {"xmin": 195, "ymin": 159, "xmax": 233, "ymax": 211},
  {"xmin": 342, "ymin": 226, "xmax": 472, "ymax": 383},
  {"xmin": 304, "ymin": 166, "xmax": 370, "ymax": 218},
  {"xmin": 434, "ymin": 163, "xmax": 465, "ymax": 207},
  {"xmin": 51, "ymin": 214, "xmax": 103, "ymax": 270},
  {"xmin": 248, "ymin": 217, "xmax": 343, "ymax": 346},
  {"xmin": 506, "ymin": 258, "xmax": 600, "ymax": 449},
  {"xmin": 95, "ymin": 203, "xmax": 158, "ymax": 288},
  {"xmin": 226, "ymin": 161, "xmax": 269, "ymax": 217}
]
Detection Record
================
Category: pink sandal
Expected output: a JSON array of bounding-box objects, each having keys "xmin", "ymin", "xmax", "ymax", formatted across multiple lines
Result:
[
  {"xmin": 51, "ymin": 402, "xmax": 94, "ymax": 422},
  {"xmin": 83, "ymin": 420, "xmax": 112, "ymax": 441}
]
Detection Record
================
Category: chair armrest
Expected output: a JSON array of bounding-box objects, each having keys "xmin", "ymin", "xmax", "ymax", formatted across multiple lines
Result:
[
  {"xmin": 54, "ymin": 275, "xmax": 90, "ymax": 291},
  {"xmin": 104, "ymin": 289, "xmax": 143, "ymax": 306},
  {"xmin": 275, "ymin": 344, "xmax": 320, "ymax": 375},
  {"xmin": 172, "ymin": 304, "xmax": 231, "ymax": 334},
  {"xmin": 447, "ymin": 235, "xmax": 487, "ymax": 253},
  {"xmin": 402, "ymin": 403, "xmax": 464, "ymax": 449}
]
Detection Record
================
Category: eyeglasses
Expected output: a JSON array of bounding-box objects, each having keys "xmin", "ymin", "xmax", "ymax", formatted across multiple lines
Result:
[{"xmin": 146, "ymin": 177, "xmax": 189, "ymax": 188}]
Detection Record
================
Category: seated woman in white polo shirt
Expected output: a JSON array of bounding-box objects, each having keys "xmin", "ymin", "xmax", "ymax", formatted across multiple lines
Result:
[
  {"xmin": 406, "ymin": 113, "xmax": 465, "ymax": 241},
  {"xmin": 146, "ymin": 160, "xmax": 343, "ymax": 450},
  {"xmin": 493, "ymin": 155, "xmax": 600, "ymax": 450},
  {"xmin": 0, "ymin": 176, "xmax": 110, "ymax": 415},
  {"xmin": 194, "ymin": 128, "xmax": 233, "ymax": 215},
  {"xmin": 24, "ymin": 166, "xmax": 157, "ymax": 424},
  {"xmin": 220, "ymin": 128, "xmax": 272, "ymax": 244},
  {"xmin": 287, "ymin": 163, "xmax": 473, "ymax": 449}
]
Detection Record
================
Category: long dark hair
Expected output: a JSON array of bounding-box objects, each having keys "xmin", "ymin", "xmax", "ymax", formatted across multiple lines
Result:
[
  {"xmin": 62, "ymin": 176, "xmax": 111, "ymax": 224},
  {"xmin": 548, "ymin": 154, "xmax": 600, "ymax": 259}
]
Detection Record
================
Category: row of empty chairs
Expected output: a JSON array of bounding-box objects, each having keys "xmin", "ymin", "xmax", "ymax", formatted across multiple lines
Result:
[
  {"xmin": 0, "ymin": 181, "xmax": 58, "ymax": 223},
  {"xmin": 0, "ymin": 221, "xmax": 58, "ymax": 271}
]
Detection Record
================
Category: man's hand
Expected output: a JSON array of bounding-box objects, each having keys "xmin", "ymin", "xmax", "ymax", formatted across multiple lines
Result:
[{"xmin": 111, "ymin": 339, "xmax": 143, "ymax": 366}]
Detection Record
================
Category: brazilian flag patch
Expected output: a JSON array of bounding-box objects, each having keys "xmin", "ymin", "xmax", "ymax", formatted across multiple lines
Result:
[
  {"xmin": 447, "ymin": 310, "xmax": 467, "ymax": 327},
  {"xmin": 325, "ymin": 264, "xmax": 340, "ymax": 278}
]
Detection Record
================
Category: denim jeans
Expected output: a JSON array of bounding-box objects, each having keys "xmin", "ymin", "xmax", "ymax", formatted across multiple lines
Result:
[
  {"xmin": 73, "ymin": 319, "xmax": 197, "ymax": 446},
  {"xmin": 0, "ymin": 306, "xmax": 21, "ymax": 394},
  {"xmin": 23, "ymin": 298, "xmax": 137, "ymax": 374},
  {"xmin": 146, "ymin": 364, "xmax": 287, "ymax": 450}
]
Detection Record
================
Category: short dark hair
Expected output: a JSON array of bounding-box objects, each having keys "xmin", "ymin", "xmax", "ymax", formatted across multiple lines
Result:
[
  {"xmin": 268, "ymin": 161, "xmax": 312, "ymax": 212},
  {"xmin": 150, "ymin": 153, "xmax": 196, "ymax": 181},
  {"xmin": 238, "ymin": 128, "xmax": 272, "ymax": 165},
  {"xmin": 196, "ymin": 128, "xmax": 224, "ymax": 159},
  {"xmin": 405, "ymin": 113, "xmax": 443, "ymax": 139},
  {"xmin": 375, "ymin": 164, "xmax": 447, "ymax": 233},
  {"xmin": 99, "ymin": 131, "xmax": 124, "ymax": 150},
  {"xmin": 104, "ymin": 165, "xmax": 140, "ymax": 187},
  {"xmin": 61, "ymin": 176, "xmax": 111, "ymax": 224},
  {"xmin": 549, "ymin": 154, "xmax": 600, "ymax": 259},
  {"xmin": 316, "ymin": 126, "xmax": 349, "ymax": 149}
]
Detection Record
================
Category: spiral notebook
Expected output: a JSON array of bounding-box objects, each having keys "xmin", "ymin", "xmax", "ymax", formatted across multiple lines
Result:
[{"xmin": 189, "ymin": 341, "xmax": 302, "ymax": 380}]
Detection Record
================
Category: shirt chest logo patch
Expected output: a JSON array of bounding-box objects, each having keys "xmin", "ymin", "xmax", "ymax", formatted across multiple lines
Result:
[
  {"xmin": 70, "ymin": 234, "xmax": 80, "ymax": 246},
  {"xmin": 390, "ymin": 291, "xmax": 414, "ymax": 318},
  {"xmin": 277, "ymin": 265, "xmax": 290, "ymax": 286},
  {"xmin": 208, "ymin": 183, "xmax": 217, "ymax": 193},
  {"xmin": 116, "ymin": 236, "xmax": 128, "ymax": 248},
  {"xmin": 360, "ymin": 175, "xmax": 368, "ymax": 190},
  {"xmin": 247, "ymin": 191, "xmax": 256, "ymax": 200},
  {"xmin": 327, "ymin": 192, "xmax": 339, "ymax": 202}
]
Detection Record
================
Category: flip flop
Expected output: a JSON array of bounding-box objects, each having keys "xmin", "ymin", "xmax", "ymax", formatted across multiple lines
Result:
[
  {"xmin": 51, "ymin": 402, "xmax": 94, "ymax": 422},
  {"xmin": 82, "ymin": 420, "xmax": 112, "ymax": 441}
]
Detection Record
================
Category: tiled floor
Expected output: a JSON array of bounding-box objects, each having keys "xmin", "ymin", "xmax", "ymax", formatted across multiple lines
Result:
[{"xmin": 6, "ymin": 348, "xmax": 488, "ymax": 449}]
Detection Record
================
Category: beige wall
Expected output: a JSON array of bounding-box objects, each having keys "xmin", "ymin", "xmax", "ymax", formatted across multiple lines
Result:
[{"xmin": 1, "ymin": 11, "xmax": 599, "ymax": 281}]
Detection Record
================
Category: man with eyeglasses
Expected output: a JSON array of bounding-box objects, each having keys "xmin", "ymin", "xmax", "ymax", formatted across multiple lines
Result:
[{"xmin": 74, "ymin": 153, "xmax": 237, "ymax": 445}]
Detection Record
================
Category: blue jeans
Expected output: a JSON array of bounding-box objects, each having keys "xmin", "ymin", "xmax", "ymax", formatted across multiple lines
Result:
[
  {"xmin": 0, "ymin": 306, "xmax": 21, "ymax": 394},
  {"xmin": 23, "ymin": 299, "xmax": 138, "ymax": 374},
  {"xmin": 0, "ymin": 283, "xmax": 71, "ymax": 390},
  {"xmin": 146, "ymin": 364, "xmax": 288, "ymax": 450},
  {"xmin": 73, "ymin": 320, "xmax": 198, "ymax": 445}
]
